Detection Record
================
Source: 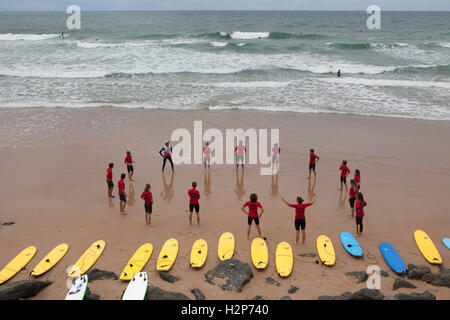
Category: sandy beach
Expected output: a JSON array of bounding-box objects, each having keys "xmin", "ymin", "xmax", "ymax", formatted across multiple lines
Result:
[{"xmin": 0, "ymin": 107, "xmax": 449, "ymax": 300}]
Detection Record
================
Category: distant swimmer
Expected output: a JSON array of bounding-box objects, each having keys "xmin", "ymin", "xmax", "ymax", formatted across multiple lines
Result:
[
  {"xmin": 337, "ymin": 69, "xmax": 341, "ymax": 77},
  {"xmin": 61, "ymin": 32, "xmax": 64, "ymax": 40}
]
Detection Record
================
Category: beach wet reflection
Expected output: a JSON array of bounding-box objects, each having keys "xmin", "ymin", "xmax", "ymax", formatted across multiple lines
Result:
[
  {"xmin": 161, "ymin": 172, "xmax": 174, "ymax": 203},
  {"xmin": 203, "ymin": 170, "xmax": 212, "ymax": 199},
  {"xmin": 234, "ymin": 170, "xmax": 245, "ymax": 200}
]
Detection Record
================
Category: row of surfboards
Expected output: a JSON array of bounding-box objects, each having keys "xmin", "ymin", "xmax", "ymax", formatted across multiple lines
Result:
[{"xmin": 0, "ymin": 230, "xmax": 448, "ymax": 300}]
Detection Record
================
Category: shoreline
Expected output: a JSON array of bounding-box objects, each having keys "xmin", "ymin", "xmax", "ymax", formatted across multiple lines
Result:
[
  {"xmin": 0, "ymin": 107, "xmax": 449, "ymax": 300},
  {"xmin": 1, "ymin": 106, "xmax": 450, "ymax": 123}
]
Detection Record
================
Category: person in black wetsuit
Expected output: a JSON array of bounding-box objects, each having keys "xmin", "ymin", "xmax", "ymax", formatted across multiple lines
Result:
[
  {"xmin": 159, "ymin": 141, "xmax": 174, "ymax": 172},
  {"xmin": 337, "ymin": 69, "xmax": 341, "ymax": 77}
]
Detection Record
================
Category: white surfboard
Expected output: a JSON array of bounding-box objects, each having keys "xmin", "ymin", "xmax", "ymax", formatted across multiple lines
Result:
[
  {"xmin": 65, "ymin": 275, "xmax": 88, "ymax": 300},
  {"xmin": 122, "ymin": 272, "xmax": 148, "ymax": 300}
]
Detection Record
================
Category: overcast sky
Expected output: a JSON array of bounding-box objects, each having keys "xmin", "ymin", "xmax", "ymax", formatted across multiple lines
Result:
[{"xmin": 0, "ymin": 0, "xmax": 449, "ymax": 11}]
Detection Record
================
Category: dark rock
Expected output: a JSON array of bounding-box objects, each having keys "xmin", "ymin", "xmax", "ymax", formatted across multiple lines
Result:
[
  {"xmin": 438, "ymin": 265, "xmax": 450, "ymax": 275},
  {"xmin": 349, "ymin": 288, "xmax": 384, "ymax": 300},
  {"xmin": 204, "ymin": 259, "xmax": 253, "ymax": 293},
  {"xmin": 394, "ymin": 290, "xmax": 436, "ymax": 300},
  {"xmin": 319, "ymin": 289, "xmax": 383, "ymax": 301},
  {"xmin": 298, "ymin": 253, "xmax": 317, "ymax": 258},
  {"xmin": 159, "ymin": 271, "xmax": 180, "ymax": 283},
  {"xmin": 393, "ymin": 278, "xmax": 417, "ymax": 290},
  {"xmin": 346, "ymin": 270, "xmax": 388, "ymax": 283},
  {"xmin": 420, "ymin": 272, "xmax": 450, "ymax": 288},
  {"xmin": 191, "ymin": 288, "xmax": 205, "ymax": 300},
  {"xmin": 84, "ymin": 287, "xmax": 100, "ymax": 300},
  {"xmin": 318, "ymin": 292, "xmax": 352, "ymax": 300},
  {"xmin": 340, "ymin": 292, "xmax": 354, "ymax": 300},
  {"xmin": 0, "ymin": 280, "xmax": 52, "ymax": 300},
  {"xmin": 288, "ymin": 285, "xmax": 299, "ymax": 294},
  {"xmin": 378, "ymin": 270, "xmax": 389, "ymax": 277},
  {"xmin": 252, "ymin": 295, "xmax": 265, "ymax": 300},
  {"xmin": 345, "ymin": 271, "xmax": 368, "ymax": 283},
  {"xmin": 265, "ymin": 277, "xmax": 281, "ymax": 287},
  {"xmin": 146, "ymin": 285, "xmax": 191, "ymax": 300},
  {"xmin": 280, "ymin": 296, "xmax": 292, "ymax": 300},
  {"xmin": 86, "ymin": 268, "xmax": 118, "ymax": 282},
  {"xmin": 407, "ymin": 264, "xmax": 431, "ymax": 279},
  {"xmin": 1, "ymin": 222, "xmax": 15, "ymax": 226}
]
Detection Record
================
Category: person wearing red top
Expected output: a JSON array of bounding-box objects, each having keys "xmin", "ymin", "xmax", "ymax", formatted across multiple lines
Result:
[
  {"xmin": 271, "ymin": 143, "xmax": 281, "ymax": 172},
  {"xmin": 106, "ymin": 163, "xmax": 115, "ymax": 199},
  {"xmin": 118, "ymin": 173, "xmax": 127, "ymax": 215},
  {"xmin": 355, "ymin": 192, "xmax": 367, "ymax": 236},
  {"xmin": 141, "ymin": 183, "xmax": 154, "ymax": 226},
  {"xmin": 281, "ymin": 193, "xmax": 316, "ymax": 245},
  {"xmin": 308, "ymin": 149, "xmax": 320, "ymax": 180},
  {"xmin": 124, "ymin": 150, "xmax": 135, "ymax": 182},
  {"xmin": 348, "ymin": 179, "xmax": 359, "ymax": 218},
  {"xmin": 234, "ymin": 140, "xmax": 247, "ymax": 171},
  {"xmin": 241, "ymin": 193, "xmax": 264, "ymax": 240},
  {"xmin": 339, "ymin": 160, "xmax": 350, "ymax": 191},
  {"xmin": 203, "ymin": 142, "xmax": 212, "ymax": 170},
  {"xmin": 354, "ymin": 169, "xmax": 361, "ymax": 188},
  {"xmin": 188, "ymin": 181, "xmax": 201, "ymax": 226}
]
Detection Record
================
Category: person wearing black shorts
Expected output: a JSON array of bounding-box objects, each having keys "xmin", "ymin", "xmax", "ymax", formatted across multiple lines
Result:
[
  {"xmin": 141, "ymin": 183, "xmax": 154, "ymax": 226},
  {"xmin": 308, "ymin": 149, "xmax": 320, "ymax": 179},
  {"xmin": 106, "ymin": 163, "xmax": 114, "ymax": 199},
  {"xmin": 281, "ymin": 193, "xmax": 316, "ymax": 245},
  {"xmin": 124, "ymin": 150, "xmax": 135, "ymax": 182},
  {"xmin": 242, "ymin": 193, "xmax": 264, "ymax": 240},
  {"xmin": 188, "ymin": 181, "xmax": 201, "ymax": 226},
  {"xmin": 248, "ymin": 216, "xmax": 260, "ymax": 226}
]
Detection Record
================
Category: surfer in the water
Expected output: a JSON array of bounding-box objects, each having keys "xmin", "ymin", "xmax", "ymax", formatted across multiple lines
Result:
[
  {"xmin": 242, "ymin": 193, "xmax": 264, "ymax": 240},
  {"xmin": 188, "ymin": 181, "xmax": 201, "ymax": 226},
  {"xmin": 355, "ymin": 192, "xmax": 367, "ymax": 236},
  {"xmin": 159, "ymin": 141, "xmax": 174, "ymax": 172},
  {"xmin": 281, "ymin": 193, "xmax": 316, "ymax": 245},
  {"xmin": 61, "ymin": 32, "xmax": 64, "ymax": 40},
  {"xmin": 337, "ymin": 69, "xmax": 341, "ymax": 77}
]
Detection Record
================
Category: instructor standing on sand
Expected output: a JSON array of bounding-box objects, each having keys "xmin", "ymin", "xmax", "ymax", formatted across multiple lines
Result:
[{"xmin": 159, "ymin": 141, "xmax": 174, "ymax": 172}]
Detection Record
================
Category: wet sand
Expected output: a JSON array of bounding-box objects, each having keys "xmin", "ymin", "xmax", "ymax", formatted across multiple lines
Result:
[{"xmin": 0, "ymin": 107, "xmax": 449, "ymax": 300}]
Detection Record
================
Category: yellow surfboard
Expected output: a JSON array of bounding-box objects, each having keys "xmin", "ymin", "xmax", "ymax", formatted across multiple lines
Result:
[
  {"xmin": 0, "ymin": 246, "xmax": 37, "ymax": 284},
  {"xmin": 31, "ymin": 243, "xmax": 69, "ymax": 276},
  {"xmin": 251, "ymin": 238, "xmax": 268, "ymax": 270},
  {"xmin": 157, "ymin": 238, "xmax": 179, "ymax": 271},
  {"xmin": 190, "ymin": 239, "xmax": 208, "ymax": 268},
  {"xmin": 120, "ymin": 243, "xmax": 153, "ymax": 280},
  {"xmin": 414, "ymin": 230, "xmax": 442, "ymax": 265},
  {"xmin": 67, "ymin": 240, "xmax": 106, "ymax": 277},
  {"xmin": 317, "ymin": 235, "xmax": 336, "ymax": 266},
  {"xmin": 218, "ymin": 232, "xmax": 235, "ymax": 261},
  {"xmin": 276, "ymin": 242, "xmax": 293, "ymax": 277}
]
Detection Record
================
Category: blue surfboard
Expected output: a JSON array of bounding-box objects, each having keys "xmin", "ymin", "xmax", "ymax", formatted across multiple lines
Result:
[
  {"xmin": 380, "ymin": 242, "xmax": 407, "ymax": 274},
  {"xmin": 340, "ymin": 232, "xmax": 363, "ymax": 257},
  {"xmin": 443, "ymin": 238, "xmax": 450, "ymax": 250}
]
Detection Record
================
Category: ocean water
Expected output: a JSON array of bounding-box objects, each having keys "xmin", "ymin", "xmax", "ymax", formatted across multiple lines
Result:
[{"xmin": 0, "ymin": 11, "xmax": 449, "ymax": 120}]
